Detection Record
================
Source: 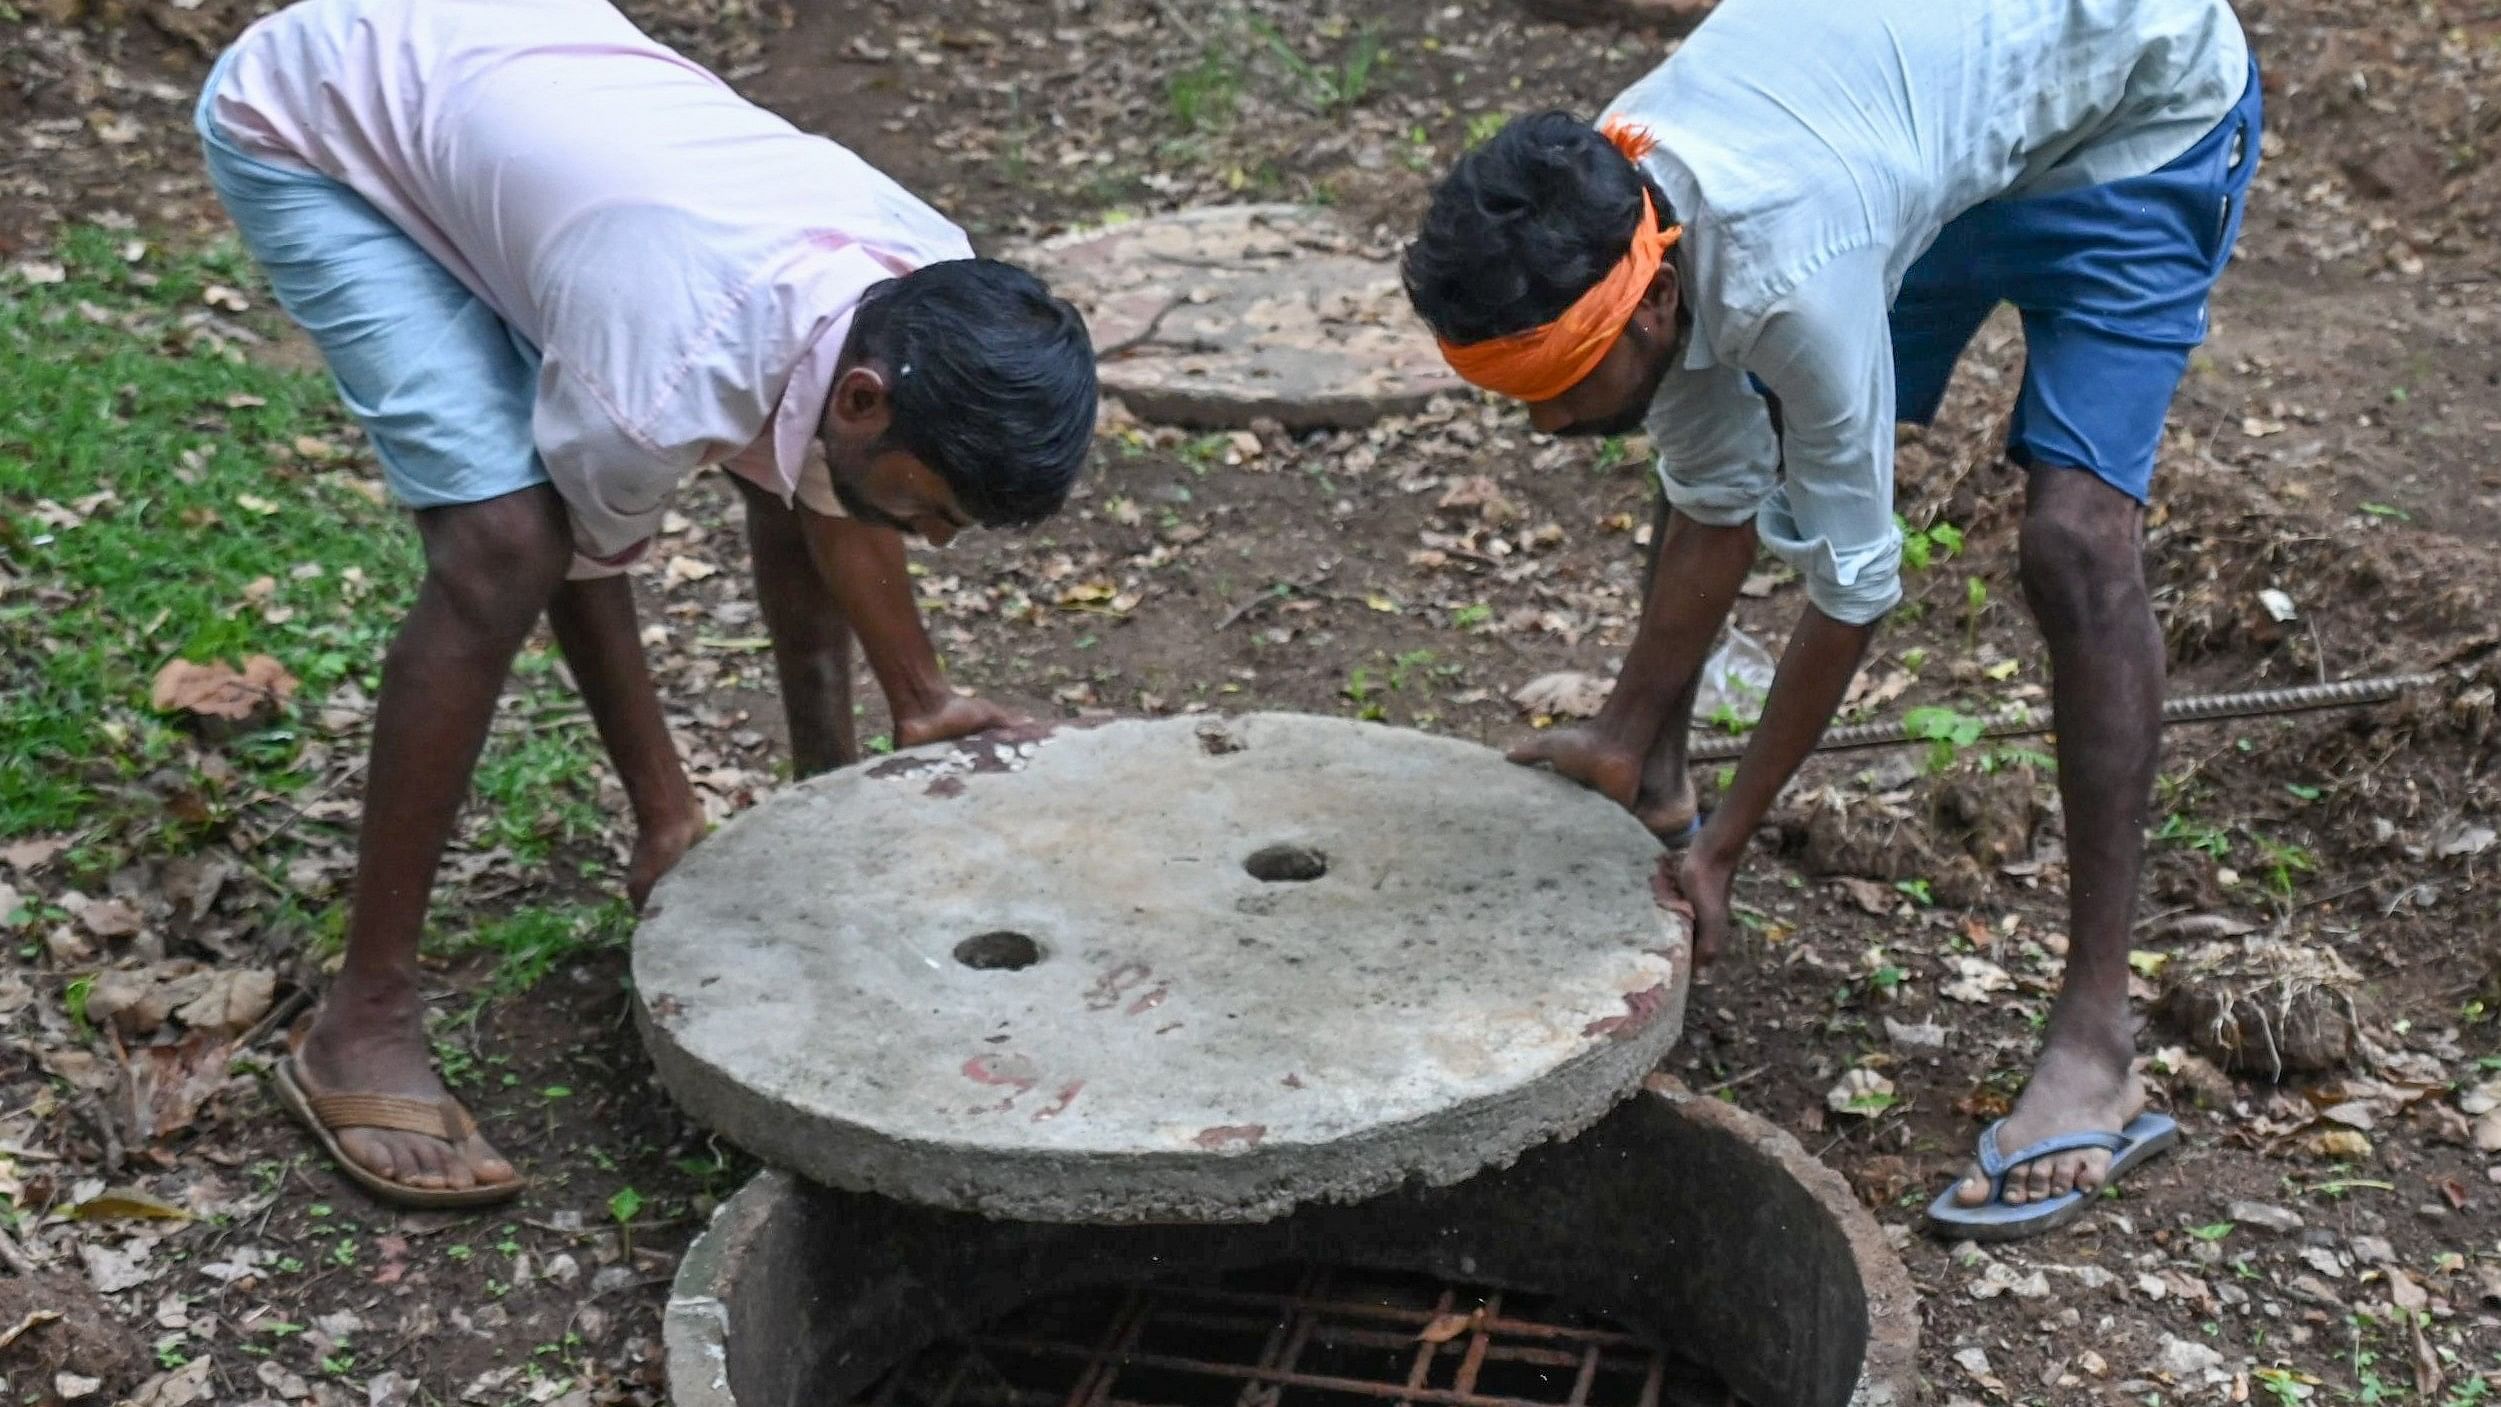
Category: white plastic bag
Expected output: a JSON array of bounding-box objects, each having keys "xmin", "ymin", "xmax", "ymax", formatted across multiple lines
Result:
[{"xmin": 1693, "ymin": 628, "xmax": 1776, "ymax": 726}]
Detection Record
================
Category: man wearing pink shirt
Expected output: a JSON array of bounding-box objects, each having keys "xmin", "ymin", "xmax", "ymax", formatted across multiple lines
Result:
[{"xmin": 198, "ymin": 0, "xmax": 1097, "ymax": 1205}]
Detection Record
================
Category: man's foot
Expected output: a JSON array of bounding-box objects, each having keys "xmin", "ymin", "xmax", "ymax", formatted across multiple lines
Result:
[
  {"xmin": 896, "ymin": 695, "xmax": 1023, "ymax": 750},
  {"xmin": 1507, "ymin": 723, "xmax": 1643, "ymax": 810},
  {"xmin": 1633, "ymin": 738, "xmax": 1698, "ymax": 843},
  {"xmin": 1953, "ymin": 1039, "xmax": 2143, "ymax": 1208},
  {"xmin": 294, "ymin": 988, "xmax": 517, "ymax": 1196},
  {"xmin": 628, "ymin": 810, "xmax": 705, "ymax": 911}
]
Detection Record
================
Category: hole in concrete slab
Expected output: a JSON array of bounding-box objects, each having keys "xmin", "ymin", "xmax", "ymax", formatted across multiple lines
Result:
[
  {"xmin": 1244, "ymin": 844, "xmax": 1328, "ymax": 883},
  {"xmin": 954, "ymin": 931, "xmax": 1042, "ymax": 970}
]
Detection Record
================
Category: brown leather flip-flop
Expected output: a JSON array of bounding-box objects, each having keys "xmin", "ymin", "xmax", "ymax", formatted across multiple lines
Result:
[{"xmin": 272, "ymin": 1054, "xmax": 524, "ymax": 1209}]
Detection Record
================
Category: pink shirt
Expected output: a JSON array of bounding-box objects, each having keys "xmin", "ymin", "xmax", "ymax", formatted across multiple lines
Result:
[{"xmin": 209, "ymin": 0, "xmax": 974, "ymax": 566}]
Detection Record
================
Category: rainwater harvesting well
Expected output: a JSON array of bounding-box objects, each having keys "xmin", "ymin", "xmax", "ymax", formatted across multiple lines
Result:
[{"xmin": 634, "ymin": 716, "xmax": 1917, "ymax": 1407}]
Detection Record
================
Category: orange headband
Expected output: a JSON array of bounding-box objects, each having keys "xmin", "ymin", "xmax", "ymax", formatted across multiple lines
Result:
[{"xmin": 1436, "ymin": 118, "xmax": 1684, "ymax": 403}]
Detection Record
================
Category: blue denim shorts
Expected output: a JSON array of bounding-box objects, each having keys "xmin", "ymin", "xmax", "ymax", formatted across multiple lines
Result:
[
  {"xmin": 195, "ymin": 49, "xmax": 550, "ymax": 511},
  {"xmin": 1890, "ymin": 58, "xmax": 2264, "ymax": 501}
]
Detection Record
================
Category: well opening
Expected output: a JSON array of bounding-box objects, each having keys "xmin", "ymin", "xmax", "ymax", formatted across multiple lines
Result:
[
  {"xmin": 864, "ymin": 1261, "xmax": 1736, "ymax": 1407},
  {"xmin": 667, "ymin": 1085, "xmax": 1919, "ymax": 1407}
]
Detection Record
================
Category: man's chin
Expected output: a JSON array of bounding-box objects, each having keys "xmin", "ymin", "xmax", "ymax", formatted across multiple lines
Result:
[{"xmin": 1553, "ymin": 406, "xmax": 1649, "ymax": 439}]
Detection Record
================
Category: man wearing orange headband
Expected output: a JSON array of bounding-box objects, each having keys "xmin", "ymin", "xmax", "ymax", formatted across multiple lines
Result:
[{"xmin": 1405, "ymin": 0, "xmax": 2258, "ymax": 1241}]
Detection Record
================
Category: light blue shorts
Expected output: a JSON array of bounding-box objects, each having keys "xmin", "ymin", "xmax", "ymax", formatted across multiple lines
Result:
[{"xmin": 195, "ymin": 50, "xmax": 550, "ymax": 511}]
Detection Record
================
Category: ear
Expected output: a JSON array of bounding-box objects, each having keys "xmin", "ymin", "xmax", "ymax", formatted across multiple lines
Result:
[
  {"xmin": 1637, "ymin": 257, "xmax": 1681, "ymax": 331},
  {"xmin": 822, "ymin": 365, "xmax": 893, "ymax": 438}
]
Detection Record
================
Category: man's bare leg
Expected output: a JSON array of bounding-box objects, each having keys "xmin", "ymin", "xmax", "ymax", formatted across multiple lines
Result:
[
  {"xmin": 546, "ymin": 575, "xmax": 703, "ymax": 907},
  {"xmin": 733, "ymin": 477, "xmax": 859, "ymax": 778},
  {"xmin": 1954, "ymin": 466, "xmax": 2155, "ymax": 1206},
  {"xmin": 293, "ymin": 486, "xmax": 573, "ymax": 1193},
  {"xmin": 1512, "ymin": 503, "xmax": 1755, "ymax": 841}
]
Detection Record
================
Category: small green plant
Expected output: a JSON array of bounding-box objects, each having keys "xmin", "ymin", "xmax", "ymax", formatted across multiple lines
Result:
[
  {"xmin": 609, "ymin": 1185, "xmax": 645, "ymax": 1257},
  {"xmin": 2189, "ymin": 1221, "xmax": 2235, "ymax": 1241},
  {"xmin": 63, "ymin": 975, "xmax": 96, "ymax": 1041},
  {"xmin": 1450, "ymin": 603, "xmax": 1492, "ymax": 631},
  {"xmin": 1463, "ymin": 111, "xmax": 1507, "ymax": 147},
  {"xmin": 2251, "ymin": 834, "xmax": 2317, "ymax": 898},
  {"xmin": 1903, "ymin": 705, "xmax": 1984, "ymax": 773},
  {"xmin": 2155, "ymin": 812, "xmax": 2234, "ymax": 860},
  {"xmin": 1962, "ymin": 575, "xmax": 1988, "ymax": 651},
  {"xmin": 1252, "ymin": 20, "xmax": 1384, "ymax": 116},
  {"xmin": 1177, "ymin": 431, "xmax": 1231, "ymax": 471},
  {"xmin": 1592, "ymin": 436, "xmax": 1630, "ymax": 473},
  {"xmin": 1981, "ymin": 745, "xmax": 2055, "ymax": 774},
  {"xmin": 1893, "ymin": 878, "xmax": 1934, "ymax": 906},
  {"xmin": 1896, "ymin": 514, "xmax": 1964, "ymax": 572},
  {"xmin": 1166, "ymin": 49, "xmax": 1242, "ymax": 131},
  {"xmin": 1705, "ymin": 701, "xmax": 1756, "ymax": 736}
]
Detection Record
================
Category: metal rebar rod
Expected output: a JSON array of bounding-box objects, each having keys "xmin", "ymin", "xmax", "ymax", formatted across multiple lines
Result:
[{"xmin": 1685, "ymin": 672, "xmax": 2440, "ymax": 763}]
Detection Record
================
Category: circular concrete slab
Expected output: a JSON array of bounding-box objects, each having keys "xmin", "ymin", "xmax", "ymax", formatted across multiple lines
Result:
[
  {"xmin": 634, "ymin": 714, "xmax": 1688, "ymax": 1224},
  {"xmin": 1014, "ymin": 205, "xmax": 1463, "ymax": 430}
]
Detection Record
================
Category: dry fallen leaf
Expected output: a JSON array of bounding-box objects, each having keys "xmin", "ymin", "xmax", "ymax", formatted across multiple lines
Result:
[
  {"xmin": 1, "ymin": 836, "xmax": 69, "ymax": 870},
  {"xmin": 664, "ymin": 555, "xmax": 721, "ymax": 586},
  {"xmin": 2310, "ymin": 1128, "xmax": 2373, "ymax": 1161},
  {"xmin": 71, "ymin": 1186, "xmax": 194, "ymax": 1224},
  {"xmin": 86, "ymin": 967, "xmax": 182, "ymax": 1035},
  {"xmin": 1416, "ymin": 1308, "xmax": 1482, "ymax": 1344},
  {"xmin": 118, "ymin": 1357, "xmax": 214, "ymax": 1407},
  {"xmin": 1941, "ymin": 956, "xmax": 2013, "ymax": 1004},
  {"xmin": 172, "ymin": 968, "xmax": 276, "ymax": 1036},
  {"xmin": 75, "ymin": 897, "xmax": 142, "ymax": 940},
  {"xmin": 0, "ymin": 1310, "xmax": 60, "ymax": 1355},
  {"xmin": 1510, "ymin": 671, "xmax": 1609, "ymax": 720},
  {"xmin": 1832, "ymin": 876, "xmax": 1897, "ymax": 915},
  {"xmin": 79, "ymin": 1237, "xmax": 159, "ymax": 1294},
  {"xmin": 149, "ymin": 655, "xmax": 300, "ymax": 726},
  {"xmin": 122, "ymin": 1030, "xmax": 244, "ymax": 1145}
]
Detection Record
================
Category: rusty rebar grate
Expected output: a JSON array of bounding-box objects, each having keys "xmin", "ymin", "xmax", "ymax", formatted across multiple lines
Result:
[{"xmin": 860, "ymin": 1263, "xmax": 1742, "ymax": 1407}]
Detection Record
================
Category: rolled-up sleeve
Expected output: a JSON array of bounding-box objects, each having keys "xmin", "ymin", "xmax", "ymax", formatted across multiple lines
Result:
[
  {"xmin": 1646, "ymin": 360, "xmax": 1780, "ymax": 528},
  {"xmin": 1740, "ymin": 245, "xmax": 1903, "ymax": 626}
]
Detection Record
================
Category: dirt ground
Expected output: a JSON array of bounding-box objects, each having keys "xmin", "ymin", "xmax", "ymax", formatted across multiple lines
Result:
[{"xmin": 3, "ymin": 0, "xmax": 2499, "ymax": 1403}]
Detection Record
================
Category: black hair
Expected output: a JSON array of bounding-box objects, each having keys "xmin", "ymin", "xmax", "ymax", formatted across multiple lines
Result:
[
  {"xmin": 842, "ymin": 258, "xmax": 1096, "ymax": 528},
  {"xmin": 1401, "ymin": 111, "xmax": 1676, "ymax": 346}
]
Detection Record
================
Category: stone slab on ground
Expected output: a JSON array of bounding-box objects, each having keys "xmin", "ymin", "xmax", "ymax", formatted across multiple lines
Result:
[
  {"xmin": 635, "ymin": 713, "xmax": 1689, "ymax": 1224},
  {"xmin": 1013, "ymin": 205, "xmax": 1462, "ymax": 430}
]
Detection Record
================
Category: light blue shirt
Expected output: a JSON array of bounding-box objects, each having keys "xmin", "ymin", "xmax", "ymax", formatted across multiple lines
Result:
[{"xmin": 1607, "ymin": 0, "xmax": 2249, "ymax": 624}]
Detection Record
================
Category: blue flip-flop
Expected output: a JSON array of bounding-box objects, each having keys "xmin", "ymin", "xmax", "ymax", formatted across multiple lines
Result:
[{"xmin": 1925, "ymin": 1111, "xmax": 2180, "ymax": 1242}]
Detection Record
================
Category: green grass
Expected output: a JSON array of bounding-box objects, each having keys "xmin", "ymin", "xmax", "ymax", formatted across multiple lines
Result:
[
  {"xmin": 1167, "ymin": 48, "xmax": 1243, "ymax": 131},
  {"xmin": 454, "ymin": 900, "xmax": 633, "ymax": 1002},
  {"xmin": 1, "ymin": 226, "xmax": 606, "ymax": 896},
  {"xmin": 1, "ymin": 228, "xmax": 416, "ymax": 836}
]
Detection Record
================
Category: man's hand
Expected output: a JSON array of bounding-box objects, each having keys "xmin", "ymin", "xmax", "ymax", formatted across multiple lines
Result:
[
  {"xmin": 1658, "ymin": 844, "xmax": 1738, "ymax": 965},
  {"xmin": 896, "ymin": 694, "xmax": 1024, "ymax": 749}
]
